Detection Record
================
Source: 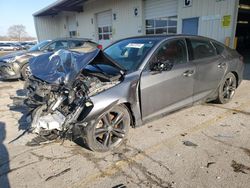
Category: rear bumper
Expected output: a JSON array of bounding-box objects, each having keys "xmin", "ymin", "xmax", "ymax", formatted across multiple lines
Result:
[{"xmin": 237, "ymin": 62, "xmax": 245, "ymax": 87}]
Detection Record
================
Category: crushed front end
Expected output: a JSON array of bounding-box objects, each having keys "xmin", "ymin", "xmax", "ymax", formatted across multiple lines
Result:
[{"xmin": 23, "ymin": 49, "xmax": 123, "ymax": 142}]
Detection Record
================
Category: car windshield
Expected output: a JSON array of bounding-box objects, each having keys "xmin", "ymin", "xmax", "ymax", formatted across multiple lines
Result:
[
  {"xmin": 28, "ymin": 40, "xmax": 50, "ymax": 52},
  {"xmin": 104, "ymin": 38, "xmax": 160, "ymax": 72}
]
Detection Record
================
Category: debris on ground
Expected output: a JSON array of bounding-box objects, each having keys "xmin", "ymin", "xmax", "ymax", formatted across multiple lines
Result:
[
  {"xmin": 240, "ymin": 147, "xmax": 250, "ymax": 157},
  {"xmin": 198, "ymin": 113, "xmax": 206, "ymax": 116},
  {"xmin": 206, "ymin": 162, "xmax": 216, "ymax": 168},
  {"xmin": 181, "ymin": 133, "xmax": 187, "ymax": 137},
  {"xmin": 26, "ymin": 134, "xmax": 58, "ymax": 146},
  {"xmin": 214, "ymin": 134, "xmax": 234, "ymax": 138},
  {"xmin": 220, "ymin": 124, "xmax": 231, "ymax": 127},
  {"xmin": 112, "ymin": 184, "xmax": 127, "ymax": 188},
  {"xmin": 240, "ymin": 123, "xmax": 246, "ymax": 127},
  {"xmin": 182, "ymin": 141, "xmax": 198, "ymax": 147},
  {"xmin": 231, "ymin": 160, "xmax": 250, "ymax": 174},
  {"xmin": 45, "ymin": 168, "xmax": 71, "ymax": 181}
]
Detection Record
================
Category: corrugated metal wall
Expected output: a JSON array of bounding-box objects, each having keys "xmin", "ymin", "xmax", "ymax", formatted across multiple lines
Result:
[
  {"xmin": 34, "ymin": 0, "xmax": 239, "ymax": 47},
  {"xmin": 34, "ymin": 0, "xmax": 143, "ymax": 42},
  {"xmin": 34, "ymin": 16, "xmax": 59, "ymax": 41},
  {"xmin": 76, "ymin": 0, "xmax": 143, "ymax": 42},
  {"xmin": 177, "ymin": 0, "xmax": 239, "ymax": 47},
  {"xmin": 34, "ymin": 12, "xmax": 76, "ymax": 41}
]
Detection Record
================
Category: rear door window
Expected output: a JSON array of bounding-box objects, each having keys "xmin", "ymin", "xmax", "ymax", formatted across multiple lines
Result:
[
  {"xmin": 188, "ymin": 39, "xmax": 216, "ymax": 60},
  {"xmin": 212, "ymin": 42, "xmax": 225, "ymax": 55}
]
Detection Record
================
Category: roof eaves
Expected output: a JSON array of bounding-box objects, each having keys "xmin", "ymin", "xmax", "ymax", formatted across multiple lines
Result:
[{"xmin": 33, "ymin": 0, "xmax": 69, "ymax": 17}]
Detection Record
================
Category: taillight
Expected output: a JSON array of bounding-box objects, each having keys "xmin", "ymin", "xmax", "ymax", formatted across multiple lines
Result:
[
  {"xmin": 97, "ymin": 45, "xmax": 103, "ymax": 50},
  {"xmin": 239, "ymin": 56, "xmax": 244, "ymax": 63}
]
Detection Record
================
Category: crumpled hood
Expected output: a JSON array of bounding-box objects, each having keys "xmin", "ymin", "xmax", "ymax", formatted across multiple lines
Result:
[{"xmin": 29, "ymin": 49, "xmax": 101, "ymax": 86}]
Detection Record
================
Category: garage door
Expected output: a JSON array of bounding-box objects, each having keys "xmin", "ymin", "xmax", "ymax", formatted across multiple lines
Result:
[
  {"xmin": 68, "ymin": 15, "xmax": 77, "ymax": 37},
  {"xmin": 145, "ymin": 0, "xmax": 178, "ymax": 35},
  {"xmin": 97, "ymin": 10, "xmax": 112, "ymax": 48}
]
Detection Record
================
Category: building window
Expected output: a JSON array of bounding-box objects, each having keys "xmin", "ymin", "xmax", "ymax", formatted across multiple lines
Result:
[
  {"xmin": 98, "ymin": 26, "xmax": 112, "ymax": 40},
  {"xmin": 146, "ymin": 16, "xmax": 177, "ymax": 35},
  {"xmin": 69, "ymin": 31, "xmax": 77, "ymax": 37}
]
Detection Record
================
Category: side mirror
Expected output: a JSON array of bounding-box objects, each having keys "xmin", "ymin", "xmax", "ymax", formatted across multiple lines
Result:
[
  {"xmin": 46, "ymin": 46, "xmax": 54, "ymax": 52},
  {"xmin": 150, "ymin": 60, "xmax": 173, "ymax": 72}
]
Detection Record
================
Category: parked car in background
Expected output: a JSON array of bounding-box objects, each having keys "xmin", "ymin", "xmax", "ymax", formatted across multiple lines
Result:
[
  {"xmin": 18, "ymin": 42, "xmax": 36, "ymax": 50},
  {"xmin": 0, "ymin": 43, "xmax": 19, "ymax": 51},
  {"xmin": 0, "ymin": 38, "xmax": 100, "ymax": 80},
  {"xmin": 24, "ymin": 42, "xmax": 37, "ymax": 50},
  {"xmin": 18, "ymin": 42, "xmax": 29, "ymax": 50},
  {"xmin": 8, "ymin": 43, "xmax": 22, "ymax": 50},
  {"xmin": 23, "ymin": 35, "xmax": 244, "ymax": 152}
]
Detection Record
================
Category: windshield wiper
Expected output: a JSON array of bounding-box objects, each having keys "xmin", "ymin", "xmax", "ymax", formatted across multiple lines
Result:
[{"xmin": 92, "ymin": 64, "xmax": 111, "ymax": 78}]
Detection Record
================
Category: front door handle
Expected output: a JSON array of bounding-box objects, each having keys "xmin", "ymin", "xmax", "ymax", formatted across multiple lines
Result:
[
  {"xmin": 218, "ymin": 62, "xmax": 226, "ymax": 68},
  {"xmin": 183, "ymin": 70, "xmax": 195, "ymax": 77}
]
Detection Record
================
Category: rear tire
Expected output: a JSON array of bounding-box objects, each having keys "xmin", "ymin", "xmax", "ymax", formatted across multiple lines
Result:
[
  {"xmin": 215, "ymin": 72, "xmax": 237, "ymax": 104},
  {"xmin": 84, "ymin": 104, "xmax": 130, "ymax": 152},
  {"xmin": 21, "ymin": 63, "xmax": 31, "ymax": 80}
]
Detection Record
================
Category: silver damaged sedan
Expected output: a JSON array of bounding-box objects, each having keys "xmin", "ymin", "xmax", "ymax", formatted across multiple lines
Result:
[{"xmin": 24, "ymin": 35, "xmax": 244, "ymax": 152}]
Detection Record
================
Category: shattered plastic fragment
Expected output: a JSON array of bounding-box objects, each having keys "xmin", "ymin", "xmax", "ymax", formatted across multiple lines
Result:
[{"xmin": 182, "ymin": 141, "xmax": 198, "ymax": 147}]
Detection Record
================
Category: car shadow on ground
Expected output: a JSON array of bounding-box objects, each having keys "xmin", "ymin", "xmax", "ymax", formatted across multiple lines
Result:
[
  {"xmin": 0, "ymin": 78, "xmax": 20, "ymax": 82},
  {"xmin": 9, "ymin": 88, "xmax": 30, "ymax": 131},
  {"xmin": 0, "ymin": 122, "xmax": 10, "ymax": 188},
  {"xmin": 73, "ymin": 137, "xmax": 92, "ymax": 151}
]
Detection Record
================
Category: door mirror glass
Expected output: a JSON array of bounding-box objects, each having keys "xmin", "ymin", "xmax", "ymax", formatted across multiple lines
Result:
[
  {"xmin": 150, "ymin": 60, "xmax": 173, "ymax": 72},
  {"xmin": 46, "ymin": 46, "xmax": 54, "ymax": 52}
]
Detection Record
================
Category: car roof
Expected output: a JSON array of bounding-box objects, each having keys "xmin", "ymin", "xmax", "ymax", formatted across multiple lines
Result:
[
  {"xmin": 122, "ymin": 34, "xmax": 217, "ymax": 42},
  {"xmin": 51, "ymin": 37, "xmax": 92, "ymax": 42}
]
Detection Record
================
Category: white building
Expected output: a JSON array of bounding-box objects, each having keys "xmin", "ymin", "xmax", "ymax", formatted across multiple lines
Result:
[{"xmin": 33, "ymin": 0, "xmax": 250, "ymax": 50}]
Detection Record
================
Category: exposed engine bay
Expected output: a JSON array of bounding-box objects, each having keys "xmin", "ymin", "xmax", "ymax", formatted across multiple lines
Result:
[{"xmin": 23, "ymin": 49, "xmax": 123, "ymax": 141}]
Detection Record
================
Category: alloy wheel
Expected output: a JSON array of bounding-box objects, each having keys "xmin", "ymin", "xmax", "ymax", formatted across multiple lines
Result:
[
  {"xmin": 94, "ymin": 110, "xmax": 127, "ymax": 149},
  {"xmin": 222, "ymin": 76, "xmax": 236, "ymax": 101}
]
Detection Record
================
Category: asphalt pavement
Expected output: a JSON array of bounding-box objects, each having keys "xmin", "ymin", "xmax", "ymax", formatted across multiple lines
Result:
[{"xmin": 0, "ymin": 52, "xmax": 249, "ymax": 188}]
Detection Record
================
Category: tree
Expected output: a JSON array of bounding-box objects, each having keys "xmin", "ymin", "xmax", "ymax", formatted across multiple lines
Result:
[{"xmin": 7, "ymin": 24, "xmax": 28, "ymax": 41}]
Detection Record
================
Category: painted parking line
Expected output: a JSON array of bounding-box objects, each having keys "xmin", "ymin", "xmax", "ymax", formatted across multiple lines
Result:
[{"xmin": 73, "ymin": 99, "xmax": 250, "ymax": 188}]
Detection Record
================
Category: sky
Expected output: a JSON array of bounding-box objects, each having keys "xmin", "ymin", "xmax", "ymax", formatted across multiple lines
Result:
[{"xmin": 0, "ymin": 0, "xmax": 57, "ymax": 37}]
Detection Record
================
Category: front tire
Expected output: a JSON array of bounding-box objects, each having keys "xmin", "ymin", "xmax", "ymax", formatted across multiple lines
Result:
[
  {"xmin": 21, "ymin": 63, "xmax": 31, "ymax": 80},
  {"xmin": 215, "ymin": 72, "xmax": 237, "ymax": 104},
  {"xmin": 85, "ymin": 104, "xmax": 131, "ymax": 152}
]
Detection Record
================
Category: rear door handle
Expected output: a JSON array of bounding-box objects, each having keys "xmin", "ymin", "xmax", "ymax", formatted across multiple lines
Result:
[
  {"xmin": 183, "ymin": 70, "xmax": 195, "ymax": 77},
  {"xmin": 218, "ymin": 62, "xmax": 226, "ymax": 68}
]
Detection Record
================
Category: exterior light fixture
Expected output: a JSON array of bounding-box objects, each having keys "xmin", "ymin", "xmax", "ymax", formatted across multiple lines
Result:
[
  {"xmin": 238, "ymin": 4, "xmax": 250, "ymax": 10},
  {"xmin": 238, "ymin": 21, "xmax": 249, "ymax": 24}
]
